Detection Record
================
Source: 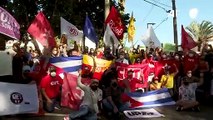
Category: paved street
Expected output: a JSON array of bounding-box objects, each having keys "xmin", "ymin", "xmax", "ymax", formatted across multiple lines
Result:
[{"xmin": 1, "ymin": 105, "xmax": 213, "ymax": 120}]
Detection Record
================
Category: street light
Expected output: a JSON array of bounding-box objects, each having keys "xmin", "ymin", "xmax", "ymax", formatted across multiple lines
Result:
[{"xmin": 147, "ymin": 23, "xmax": 156, "ymax": 28}]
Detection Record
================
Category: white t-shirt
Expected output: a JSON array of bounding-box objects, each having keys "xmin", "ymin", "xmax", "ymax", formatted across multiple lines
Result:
[
  {"xmin": 179, "ymin": 83, "xmax": 197, "ymax": 101},
  {"xmin": 80, "ymin": 86, "xmax": 103, "ymax": 113}
]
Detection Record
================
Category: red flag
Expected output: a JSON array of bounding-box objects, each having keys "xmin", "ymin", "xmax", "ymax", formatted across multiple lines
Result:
[
  {"xmin": 181, "ymin": 25, "xmax": 197, "ymax": 50},
  {"xmin": 61, "ymin": 73, "xmax": 91, "ymax": 110},
  {"xmin": 27, "ymin": 12, "xmax": 56, "ymax": 48},
  {"xmin": 105, "ymin": 6, "xmax": 125, "ymax": 40}
]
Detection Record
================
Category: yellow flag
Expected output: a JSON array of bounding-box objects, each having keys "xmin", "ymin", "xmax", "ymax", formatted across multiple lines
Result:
[{"xmin": 128, "ymin": 12, "xmax": 135, "ymax": 42}]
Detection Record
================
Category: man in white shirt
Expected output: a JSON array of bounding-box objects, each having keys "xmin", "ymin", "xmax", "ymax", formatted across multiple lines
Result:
[
  {"xmin": 65, "ymin": 70, "xmax": 103, "ymax": 120},
  {"xmin": 176, "ymin": 73, "xmax": 203, "ymax": 111}
]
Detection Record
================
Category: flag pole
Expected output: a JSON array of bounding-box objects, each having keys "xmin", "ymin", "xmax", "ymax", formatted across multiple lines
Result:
[{"xmin": 82, "ymin": 35, "xmax": 85, "ymax": 53}]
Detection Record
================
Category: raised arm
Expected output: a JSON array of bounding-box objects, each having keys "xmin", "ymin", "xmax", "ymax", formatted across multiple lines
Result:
[
  {"xmin": 173, "ymin": 63, "xmax": 179, "ymax": 76},
  {"xmin": 77, "ymin": 70, "xmax": 87, "ymax": 90}
]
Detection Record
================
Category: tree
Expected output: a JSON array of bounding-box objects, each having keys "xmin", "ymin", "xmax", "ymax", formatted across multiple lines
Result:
[
  {"xmin": 186, "ymin": 20, "xmax": 213, "ymax": 51},
  {"xmin": 0, "ymin": 0, "xmax": 105, "ymax": 39}
]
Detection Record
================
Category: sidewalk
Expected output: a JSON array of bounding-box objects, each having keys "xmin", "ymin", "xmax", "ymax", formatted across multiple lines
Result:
[{"xmin": 1, "ymin": 104, "xmax": 213, "ymax": 120}]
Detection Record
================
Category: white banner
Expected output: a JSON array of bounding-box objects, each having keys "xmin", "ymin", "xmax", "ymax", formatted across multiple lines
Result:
[
  {"xmin": 0, "ymin": 82, "xmax": 39, "ymax": 115},
  {"xmin": 0, "ymin": 51, "xmax": 12, "ymax": 76},
  {"xmin": 124, "ymin": 108, "xmax": 164, "ymax": 119}
]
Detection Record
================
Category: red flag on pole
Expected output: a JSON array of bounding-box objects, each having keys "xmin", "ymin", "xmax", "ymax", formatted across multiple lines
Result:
[
  {"xmin": 27, "ymin": 12, "xmax": 56, "ymax": 48},
  {"xmin": 105, "ymin": 6, "xmax": 125, "ymax": 40},
  {"xmin": 181, "ymin": 25, "xmax": 197, "ymax": 50}
]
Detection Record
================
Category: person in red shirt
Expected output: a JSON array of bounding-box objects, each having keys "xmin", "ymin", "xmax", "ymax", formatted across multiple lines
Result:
[
  {"xmin": 183, "ymin": 51, "xmax": 199, "ymax": 74},
  {"xmin": 40, "ymin": 66, "xmax": 63, "ymax": 112}
]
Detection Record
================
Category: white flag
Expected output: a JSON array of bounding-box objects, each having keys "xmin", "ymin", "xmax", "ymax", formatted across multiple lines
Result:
[
  {"xmin": 103, "ymin": 24, "xmax": 119, "ymax": 48},
  {"xmin": 60, "ymin": 17, "xmax": 83, "ymax": 46},
  {"xmin": 85, "ymin": 37, "xmax": 96, "ymax": 49},
  {"xmin": 141, "ymin": 26, "xmax": 161, "ymax": 49}
]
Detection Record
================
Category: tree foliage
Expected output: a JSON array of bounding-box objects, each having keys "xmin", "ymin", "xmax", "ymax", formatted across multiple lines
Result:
[
  {"xmin": 186, "ymin": 20, "xmax": 213, "ymax": 51},
  {"xmin": 0, "ymin": 0, "xmax": 130, "ymax": 47}
]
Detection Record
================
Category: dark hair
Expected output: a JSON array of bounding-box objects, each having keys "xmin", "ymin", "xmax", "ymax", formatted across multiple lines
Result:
[{"xmin": 49, "ymin": 66, "xmax": 56, "ymax": 72}]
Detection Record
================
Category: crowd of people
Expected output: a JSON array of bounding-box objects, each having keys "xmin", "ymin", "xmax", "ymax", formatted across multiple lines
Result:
[{"xmin": 0, "ymin": 38, "xmax": 213, "ymax": 120}]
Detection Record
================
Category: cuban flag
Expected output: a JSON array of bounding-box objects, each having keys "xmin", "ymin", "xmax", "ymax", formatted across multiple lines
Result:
[
  {"xmin": 49, "ymin": 56, "xmax": 82, "ymax": 75},
  {"xmin": 49, "ymin": 56, "xmax": 85, "ymax": 110},
  {"xmin": 122, "ymin": 88, "xmax": 175, "ymax": 108}
]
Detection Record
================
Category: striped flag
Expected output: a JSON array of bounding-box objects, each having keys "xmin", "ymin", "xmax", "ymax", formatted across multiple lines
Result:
[
  {"xmin": 122, "ymin": 88, "xmax": 175, "ymax": 108},
  {"xmin": 49, "ymin": 56, "xmax": 84, "ymax": 110},
  {"xmin": 49, "ymin": 56, "xmax": 82, "ymax": 75}
]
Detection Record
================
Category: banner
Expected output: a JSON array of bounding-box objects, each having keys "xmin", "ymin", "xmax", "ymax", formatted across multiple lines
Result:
[
  {"xmin": 0, "ymin": 51, "xmax": 12, "ymax": 76},
  {"xmin": 124, "ymin": 108, "xmax": 164, "ymax": 119},
  {"xmin": 122, "ymin": 88, "xmax": 175, "ymax": 108},
  {"xmin": 0, "ymin": 7, "xmax": 20, "ymax": 39},
  {"xmin": 83, "ymin": 55, "xmax": 112, "ymax": 80},
  {"xmin": 0, "ymin": 82, "xmax": 39, "ymax": 115},
  {"xmin": 116, "ymin": 63, "xmax": 150, "ymax": 89}
]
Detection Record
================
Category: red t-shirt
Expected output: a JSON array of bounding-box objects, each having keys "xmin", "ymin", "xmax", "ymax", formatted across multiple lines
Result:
[
  {"xmin": 40, "ymin": 75, "xmax": 63, "ymax": 99},
  {"xmin": 183, "ymin": 56, "xmax": 199, "ymax": 73}
]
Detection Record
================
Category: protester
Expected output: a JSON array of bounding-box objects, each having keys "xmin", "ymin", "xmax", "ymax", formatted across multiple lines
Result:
[
  {"xmin": 160, "ymin": 63, "xmax": 179, "ymax": 96},
  {"xmin": 176, "ymin": 74, "xmax": 204, "ymax": 111},
  {"xmin": 150, "ymin": 76, "xmax": 162, "ymax": 91},
  {"xmin": 183, "ymin": 50, "xmax": 199, "ymax": 75},
  {"xmin": 183, "ymin": 70, "xmax": 200, "ymax": 83},
  {"xmin": 40, "ymin": 66, "xmax": 63, "ymax": 113},
  {"xmin": 102, "ymin": 78, "xmax": 129, "ymax": 119},
  {"xmin": 116, "ymin": 51, "xmax": 129, "ymax": 65},
  {"xmin": 21, "ymin": 65, "xmax": 35, "ymax": 84},
  {"xmin": 65, "ymin": 70, "xmax": 103, "ymax": 120}
]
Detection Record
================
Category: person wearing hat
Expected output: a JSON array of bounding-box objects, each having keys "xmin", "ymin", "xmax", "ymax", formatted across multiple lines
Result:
[
  {"xmin": 40, "ymin": 66, "xmax": 63, "ymax": 113},
  {"xmin": 150, "ymin": 76, "xmax": 162, "ymax": 91},
  {"xmin": 176, "ymin": 75, "xmax": 203, "ymax": 111},
  {"xmin": 66, "ymin": 70, "xmax": 103, "ymax": 120}
]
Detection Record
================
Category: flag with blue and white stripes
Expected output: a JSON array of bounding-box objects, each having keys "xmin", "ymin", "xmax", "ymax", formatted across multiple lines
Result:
[
  {"xmin": 49, "ymin": 56, "xmax": 82, "ymax": 75},
  {"xmin": 122, "ymin": 88, "xmax": 176, "ymax": 108}
]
